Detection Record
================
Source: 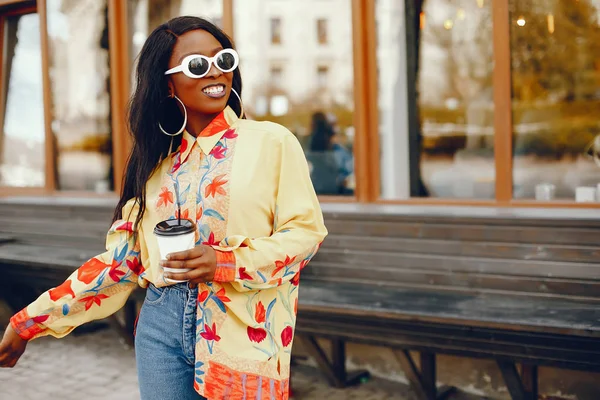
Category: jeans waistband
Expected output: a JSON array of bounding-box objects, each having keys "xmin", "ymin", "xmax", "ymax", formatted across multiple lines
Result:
[{"xmin": 156, "ymin": 282, "xmax": 198, "ymax": 293}]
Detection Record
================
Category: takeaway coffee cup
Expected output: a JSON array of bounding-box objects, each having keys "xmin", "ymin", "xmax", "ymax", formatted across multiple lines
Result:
[{"xmin": 154, "ymin": 219, "xmax": 196, "ymax": 283}]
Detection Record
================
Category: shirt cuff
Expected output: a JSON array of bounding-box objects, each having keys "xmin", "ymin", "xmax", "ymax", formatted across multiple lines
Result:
[
  {"xmin": 213, "ymin": 250, "xmax": 236, "ymax": 282},
  {"xmin": 10, "ymin": 308, "xmax": 45, "ymax": 341}
]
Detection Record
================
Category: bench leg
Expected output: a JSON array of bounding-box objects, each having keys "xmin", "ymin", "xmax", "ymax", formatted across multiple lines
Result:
[
  {"xmin": 521, "ymin": 363, "xmax": 538, "ymax": 399},
  {"xmin": 497, "ymin": 361, "xmax": 538, "ymax": 400},
  {"xmin": 299, "ymin": 336, "xmax": 369, "ymax": 388},
  {"xmin": 393, "ymin": 350, "xmax": 456, "ymax": 400}
]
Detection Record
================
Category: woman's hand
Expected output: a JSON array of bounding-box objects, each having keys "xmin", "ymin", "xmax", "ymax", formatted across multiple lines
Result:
[
  {"xmin": 0, "ymin": 324, "xmax": 27, "ymax": 368},
  {"xmin": 161, "ymin": 245, "xmax": 217, "ymax": 287}
]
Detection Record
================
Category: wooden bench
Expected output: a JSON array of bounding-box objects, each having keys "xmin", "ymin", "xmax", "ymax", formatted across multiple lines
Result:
[
  {"xmin": 295, "ymin": 204, "xmax": 600, "ymax": 400},
  {"xmin": 1, "ymin": 199, "xmax": 599, "ymax": 400}
]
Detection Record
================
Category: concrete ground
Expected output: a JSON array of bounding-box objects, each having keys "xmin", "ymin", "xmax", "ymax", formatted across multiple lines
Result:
[{"xmin": 0, "ymin": 327, "xmax": 484, "ymax": 400}]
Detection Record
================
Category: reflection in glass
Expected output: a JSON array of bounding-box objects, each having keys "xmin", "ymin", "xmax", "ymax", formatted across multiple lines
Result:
[
  {"xmin": 129, "ymin": 0, "xmax": 223, "ymax": 71},
  {"xmin": 510, "ymin": 0, "xmax": 600, "ymax": 200},
  {"xmin": 235, "ymin": 1, "xmax": 355, "ymax": 196},
  {"xmin": 378, "ymin": 0, "xmax": 495, "ymax": 199},
  {"xmin": 317, "ymin": 18, "xmax": 328, "ymax": 45},
  {"xmin": 46, "ymin": 0, "xmax": 113, "ymax": 192},
  {"xmin": 270, "ymin": 17, "xmax": 282, "ymax": 44},
  {"xmin": 0, "ymin": 14, "xmax": 45, "ymax": 188}
]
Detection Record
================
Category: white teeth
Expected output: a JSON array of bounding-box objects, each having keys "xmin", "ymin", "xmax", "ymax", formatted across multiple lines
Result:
[{"xmin": 203, "ymin": 85, "xmax": 224, "ymax": 95}]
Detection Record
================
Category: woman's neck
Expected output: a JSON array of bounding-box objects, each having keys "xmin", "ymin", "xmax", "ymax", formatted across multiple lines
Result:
[{"xmin": 185, "ymin": 110, "xmax": 219, "ymax": 137}]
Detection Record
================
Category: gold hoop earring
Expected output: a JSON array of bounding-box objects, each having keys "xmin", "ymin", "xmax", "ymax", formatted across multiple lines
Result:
[
  {"xmin": 159, "ymin": 95, "xmax": 187, "ymax": 136},
  {"xmin": 158, "ymin": 95, "xmax": 187, "ymax": 156},
  {"xmin": 230, "ymin": 88, "xmax": 245, "ymax": 119}
]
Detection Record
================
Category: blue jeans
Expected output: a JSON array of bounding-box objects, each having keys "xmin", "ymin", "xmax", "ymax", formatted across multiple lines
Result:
[{"xmin": 135, "ymin": 283, "xmax": 206, "ymax": 400}]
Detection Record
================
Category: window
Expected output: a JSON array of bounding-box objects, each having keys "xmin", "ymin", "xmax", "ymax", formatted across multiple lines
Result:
[
  {"xmin": 270, "ymin": 17, "xmax": 282, "ymax": 44},
  {"xmin": 0, "ymin": 13, "xmax": 45, "ymax": 188},
  {"xmin": 45, "ymin": 0, "xmax": 113, "ymax": 192},
  {"xmin": 316, "ymin": 18, "xmax": 328, "ymax": 44},
  {"xmin": 317, "ymin": 66, "xmax": 328, "ymax": 88},
  {"xmin": 129, "ymin": 0, "xmax": 224, "ymax": 77},
  {"xmin": 510, "ymin": 0, "xmax": 600, "ymax": 201},
  {"xmin": 270, "ymin": 66, "xmax": 283, "ymax": 89},
  {"xmin": 235, "ymin": 2, "xmax": 355, "ymax": 196},
  {"xmin": 377, "ymin": 0, "xmax": 494, "ymax": 199}
]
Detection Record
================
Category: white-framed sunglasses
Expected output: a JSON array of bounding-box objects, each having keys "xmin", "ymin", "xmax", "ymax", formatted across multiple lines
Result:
[{"xmin": 164, "ymin": 48, "xmax": 239, "ymax": 79}]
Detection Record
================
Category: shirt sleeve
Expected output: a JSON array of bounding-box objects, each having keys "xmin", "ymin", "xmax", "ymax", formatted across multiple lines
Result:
[
  {"xmin": 9, "ymin": 199, "xmax": 145, "ymax": 341},
  {"xmin": 211, "ymin": 129, "xmax": 328, "ymax": 292}
]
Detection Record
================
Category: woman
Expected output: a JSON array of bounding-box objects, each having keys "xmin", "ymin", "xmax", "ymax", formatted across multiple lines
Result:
[{"xmin": 0, "ymin": 16, "xmax": 327, "ymax": 400}]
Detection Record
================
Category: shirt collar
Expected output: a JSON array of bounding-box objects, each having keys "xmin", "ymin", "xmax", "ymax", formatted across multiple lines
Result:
[{"xmin": 177, "ymin": 106, "xmax": 239, "ymax": 163}]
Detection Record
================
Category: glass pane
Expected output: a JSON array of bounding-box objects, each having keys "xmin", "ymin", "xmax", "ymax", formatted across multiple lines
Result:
[
  {"xmin": 317, "ymin": 19, "xmax": 328, "ymax": 45},
  {"xmin": 510, "ymin": 0, "xmax": 600, "ymax": 202},
  {"xmin": 0, "ymin": 14, "xmax": 45, "ymax": 188},
  {"xmin": 235, "ymin": 4, "xmax": 355, "ymax": 196},
  {"xmin": 46, "ymin": 0, "xmax": 113, "ymax": 192},
  {"xmin": 378, "ymin": 0, "xmax": 495, "ymax": 199},
  {"xmin": 270, "ymin": 17, "xmax": 282, "ymax": 44},
  {"xmin": 129, "ymin": 0, "xmax": 224, "ymax": 73}
]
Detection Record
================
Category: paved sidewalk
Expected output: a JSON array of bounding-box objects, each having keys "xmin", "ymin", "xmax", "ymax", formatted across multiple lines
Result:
[{"xmin": 0, "ymin": 328, "xmax": 422, "ymax": 400}]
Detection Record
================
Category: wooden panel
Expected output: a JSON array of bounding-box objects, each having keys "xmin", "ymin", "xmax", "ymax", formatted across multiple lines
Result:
[
  {"xmin": 296, "ymin": 312, "xmax": 600, "ymax": 371},
  {"xmin": 363, "ymin": 0, "xmax": 379, "ymax": 201},
  {"xmin": 350, "ymin": 0, "xmax": 370, "ymax": 202},
  {"xmin": 323, "ymin": 235, "xmax": 600, "ymax": 263},
  {"xmin": 0, "ymin": 243, "xmax": 98, "ymax": 267},
  {"xmin": 108, "ymin": 0, "xmax": 131, "ymax": 195},
  {"xmin": 222, "ymin": 0, "xmax": 233, "ymax": 38},
  {"xmin": 0, "ymin": 215, "xmax": 109, "ymax": 237},
  {"xmin": 314, "ymin": 249, "xmax": 600, "ymax": 280},
  {"xmin": 298, "ymin": 281, "xmax": 600, "ymax": 338},
  {"xmin": 38, "ymin": 0, "xmax": 56, "ymax": 192},
  {"xmin": 324, "ymin": 220, "xmax": 600, "ymax": 246},
  {"xmin": 304, "ymin": 262, "xmax": 600, "ymax": 299},
  {"xmin": 492, "ymin": 0, "xmax": 513, "ymax": 202}
]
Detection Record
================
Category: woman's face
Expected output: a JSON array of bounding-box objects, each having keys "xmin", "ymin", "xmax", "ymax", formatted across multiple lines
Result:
[{"xmin": 167, "ymin": 29, "xmax": 234, "ymax": 116}]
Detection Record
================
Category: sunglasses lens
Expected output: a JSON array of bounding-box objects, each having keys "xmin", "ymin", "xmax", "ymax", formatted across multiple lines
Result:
[
  {"xmin": 188, "ymin": 56, "xmax": 209, "ymax": 77},
  {"xmin": 216, "ymin": 51, "xmax": 237, "ymax": 71}
]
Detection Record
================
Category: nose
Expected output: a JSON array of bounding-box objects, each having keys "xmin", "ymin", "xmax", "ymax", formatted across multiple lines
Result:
[{"xmin": 206, "ymin": 61, "xmax": 222, "ymax": 79}]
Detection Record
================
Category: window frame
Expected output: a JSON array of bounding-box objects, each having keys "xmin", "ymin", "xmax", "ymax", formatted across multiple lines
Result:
[
  {"xmin": 316, "ymin": 18, "xmax": 328, "ymax": 45},
  {"xmin": 0, "ymin": 2, "xmax": 52, "ymax": 196}
]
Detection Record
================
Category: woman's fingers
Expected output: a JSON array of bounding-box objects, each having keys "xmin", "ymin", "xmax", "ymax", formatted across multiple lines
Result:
[
  {"xmin": 166, "ymin": 246, "xmax": 206, "ymax": 261},
  {"xmin": 165, "ymin": 266, "xmax": 211, "ymax": 282},
  {"xmin": 161, "ymin": 246, "xmax": 212, "ymax": 270},
  {"xmin": 159, "ymin": 245, "xmax": 216, "ymax": 283}
]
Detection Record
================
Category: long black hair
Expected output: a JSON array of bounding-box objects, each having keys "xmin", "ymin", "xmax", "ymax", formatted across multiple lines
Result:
[{"xmin": 113, "ymin": 16, "xmax": 243, "ymax": 230}]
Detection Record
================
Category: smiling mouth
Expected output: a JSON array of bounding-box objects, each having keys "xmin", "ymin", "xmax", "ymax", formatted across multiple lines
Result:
[{"xmin": 202, "ymin": 84, "xmax": 226, "ymax": 98}]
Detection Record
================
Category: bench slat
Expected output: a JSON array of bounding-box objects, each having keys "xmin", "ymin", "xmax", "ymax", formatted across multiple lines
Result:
[
  {"xmin": 298, "ymin": 280, "xmax": 600, "ymax": 337},
  {"xmin": 313, "ymin": 249, "xmax": 600, "ymax": 280},
  {"xmin": 325, "ymin": 220, "xmax": 600, "ymax": 246},
  {"xmin": 305, "ymin": 262, "xmax": 600, "ymax": 300},
  {"xmin": 323, "ymin": 235, "xmax": 600, "ymax": 264}
]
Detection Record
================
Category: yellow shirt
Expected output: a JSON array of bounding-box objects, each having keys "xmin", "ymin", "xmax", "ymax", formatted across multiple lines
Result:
[{"xmin": 11, "ymin": 106, "xmax": 327, "ymax": 399}]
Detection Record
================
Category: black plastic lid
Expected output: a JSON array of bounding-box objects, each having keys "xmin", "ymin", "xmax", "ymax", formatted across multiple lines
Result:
[{"xmin": 153, "ymin": 219, "xmax": 195, "ymax": 237}]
